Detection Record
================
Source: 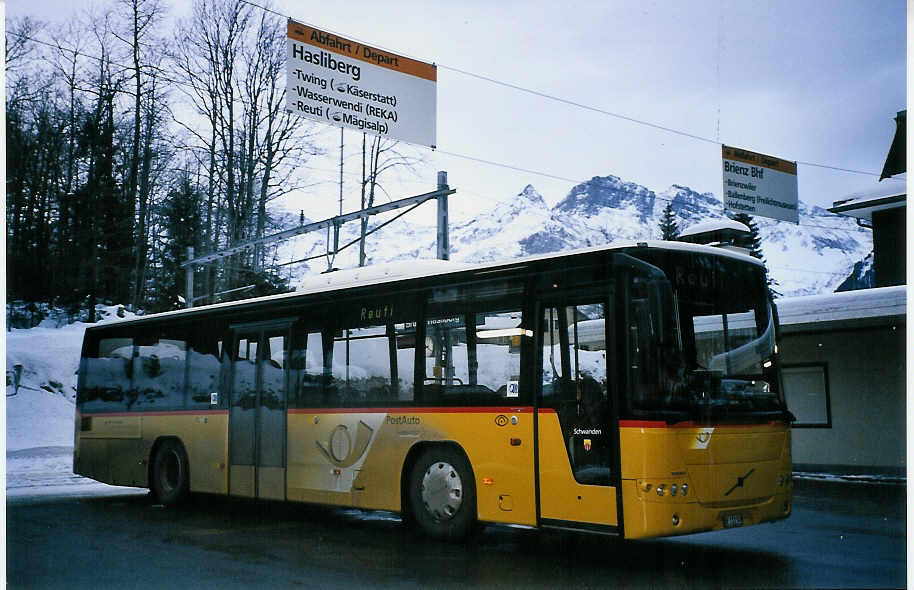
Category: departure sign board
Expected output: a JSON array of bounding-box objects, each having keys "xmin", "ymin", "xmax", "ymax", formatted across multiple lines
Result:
[
  {"xmin": 286, "ymin": 21, "xmax": 437, "ymax": 147},
  {"xmin": 722, "ymin": 145, "xmax": 798, "ymax": 223}
]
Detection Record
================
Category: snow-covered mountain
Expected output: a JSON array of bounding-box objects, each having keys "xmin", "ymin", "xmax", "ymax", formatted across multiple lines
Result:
[{"xmin": 281, "ymin": 174, "xmax": 872, "ymax": 298}]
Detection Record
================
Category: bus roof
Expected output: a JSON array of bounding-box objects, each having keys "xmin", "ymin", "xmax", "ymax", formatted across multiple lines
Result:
[{"xmin": 94, "ymin": 240, "xmax": 764, "ymax": 329}]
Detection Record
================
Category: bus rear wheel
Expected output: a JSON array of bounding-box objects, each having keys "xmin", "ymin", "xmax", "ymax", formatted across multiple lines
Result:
[
  {"xmin": 408, "ymin": 447, "xmax": 476, "ymax": 540},
  {"xmin": 151, "ymin": 439, "xmax": 189, "ymax": 506}
]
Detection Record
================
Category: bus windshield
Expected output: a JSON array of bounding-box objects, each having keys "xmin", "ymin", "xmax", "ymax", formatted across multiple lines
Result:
[{"xmin": 624, "ymin": 250, "xmax": 784, "ymax": 422}]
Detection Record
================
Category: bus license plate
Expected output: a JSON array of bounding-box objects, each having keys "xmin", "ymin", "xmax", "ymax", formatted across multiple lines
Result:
[{"xmin": 723, "ymin": 514, "xmax": 744, "ymax": 528}]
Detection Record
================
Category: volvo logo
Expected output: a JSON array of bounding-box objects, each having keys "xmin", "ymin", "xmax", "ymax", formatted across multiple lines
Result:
[{"xmin": 724, "ymin": 468, "xmax": 756, "ymax": 496}]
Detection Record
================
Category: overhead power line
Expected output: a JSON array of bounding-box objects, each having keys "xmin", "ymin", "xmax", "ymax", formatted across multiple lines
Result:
[
  {"xmin": 8, "ymin": 8, "xmax": 876, "ymax": 250},
  {"xmin": 11, "ymin": 23, "xmax": 881, "ymax": 183},
  {"xmin": 16, "ymin": 6, "xmax": 880, "ymax": 178},
  {"xmin": 438, "ymin": 64, "xmax": 720, "ymax": 146},
  {"xmin": 8, "ymin": 35, "xmax": 870, "ymax": 236},
  {"xmin": 439, "ymin": 154, "xmax": 870, "ymax": 235},
  {"xmin": 239, "ymin": 0, "xmax": 880, "ymax": 178}
]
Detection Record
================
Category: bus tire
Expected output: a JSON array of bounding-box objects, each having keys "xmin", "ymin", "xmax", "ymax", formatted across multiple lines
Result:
[
  {"xmin": 151, "ymin": 439, "xmax": 189, "ymax": 506},
  {"xmin": 407, "ymin": 446, "xmax": 476, "ymax": 540}
]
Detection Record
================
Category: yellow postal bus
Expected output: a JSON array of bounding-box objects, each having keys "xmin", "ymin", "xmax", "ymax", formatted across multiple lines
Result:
[{"xmin": 74, "ymin": 241, "xmax": 792, "ymax": 539}]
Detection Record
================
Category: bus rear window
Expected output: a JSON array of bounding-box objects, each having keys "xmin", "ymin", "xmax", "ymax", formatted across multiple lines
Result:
[
  {"xmin": 79, "ymin": 336, "xmax": 134, "ymax": 412},
  {"xmin": 79, "ymin": 329, "xmax": 191, "ymax": 412}
]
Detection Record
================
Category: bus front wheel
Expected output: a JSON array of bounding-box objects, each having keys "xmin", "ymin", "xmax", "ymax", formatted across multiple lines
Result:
[
  {"xmin": 151, "ymin": 439, "xmax": 189, "ymax": 506},
  {"xmin": 407, "ymin": 446, "xmax": 476, "ymax": 540}
]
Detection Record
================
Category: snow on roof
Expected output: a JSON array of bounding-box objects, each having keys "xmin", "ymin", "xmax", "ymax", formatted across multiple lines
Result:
[
  {"xmin": 775, "ymin": 285, "xmax": 906, "ymax": 327},
  {"xmin": 679, "ymin": 218, "xmax": 751, "ymax": 238},
  {"xmin": 298, "ymin": 259, "xmax": 472, "ymax": 291},
  {"xmin": 829, "ymin": 176, "xmax": 906, "ymax": 221},
  {"xmin": 836, "ymin": 175, "xmax": 906, "ymax": 204},
  {"xmin": 97, "ymin": 240, "xmax": 764, "ymax": 328}
]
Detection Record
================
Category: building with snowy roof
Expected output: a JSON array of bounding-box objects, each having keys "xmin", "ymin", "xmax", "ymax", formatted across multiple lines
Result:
[
  {"xmin": 775, "ymin": 285, "xmax": 906, "ymax": 476},
  {"xmin": 829, "ymin": 178, "xmax": 905, "ymax": 290}
]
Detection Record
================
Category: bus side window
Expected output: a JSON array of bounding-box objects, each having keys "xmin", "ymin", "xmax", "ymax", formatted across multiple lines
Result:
[
  {"xmin": 331, "ymin": 324, "xmax": 416, "ymax": 404},
  {"xmin": 132, "ymin": 328, "xmax": 188, "ymax": 411},
  {"xmin": 187, "ymin": 323, "xmax": 223, "ymax": 409},
  {"xmin": 425, "ymin": 280, "xmax": 527, "ymax": 405},
  {"xmin": 541, "ymin": 307, "xmax": 564, "ymax": 398},
  {"xmin": 290, "ymin": 330, "xmax": 325, "ymax": 408},
  {"xmin": 628, "ymin": 282, "xmax": 662, "ymax": 409},
  {"xmin": 319, "ymin": 299, "xmax": 418, "ymax": 406},
  {"xmin": 260, "ymin": 335, "xmax": 287, "ymax": 412}
]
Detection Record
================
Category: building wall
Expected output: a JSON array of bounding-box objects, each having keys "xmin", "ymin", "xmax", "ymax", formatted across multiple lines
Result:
[
  {"xmin": 873, "ymin": 208, "xmax": 906, "ymax": 287},
  {"xmin": 779, "ymin": 322, "xmax": 906, "ymax": 473}
]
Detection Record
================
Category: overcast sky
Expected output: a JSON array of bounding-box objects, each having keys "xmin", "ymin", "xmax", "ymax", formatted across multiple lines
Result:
[{"xmin": 7, "ymin": 0, "xmax": 907, "ymax": 224}]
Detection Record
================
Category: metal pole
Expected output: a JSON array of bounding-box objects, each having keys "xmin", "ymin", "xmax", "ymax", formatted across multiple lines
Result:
[
  {"xmin": 330, "ymin": 220, "xmax": 340, "ymax": 271},
  {"xmin": 359, "ymin": 132, "xmax": 367, "ymax": 267},
  {"xmin": 437, "ymin": 171, "xmax": 449, "ymax": 261},
  {"xmin": 185, "ymin": 246, "xmax": 194, "ymax": 308},
  {"xmin": 183, "ymin": 187, "xmax": 456, "ymax": 268},
  {"xmin": 339, "ymin": 127, "xmax": 344, "ymax": 217}
]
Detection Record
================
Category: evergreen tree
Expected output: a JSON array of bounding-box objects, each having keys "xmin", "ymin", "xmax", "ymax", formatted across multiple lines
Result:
[
  {"xmin": 731, "ymin": 213, "xmax": 763, "ymax": 258},
  {"xmin": 659, "ymin": 202, "xmax": 679, "ymax": 240},
  {"xmin": 731, "ymin": 213, "xmax": 780, "ymax": 297},
  {"xmin": 154, "ymin": 176, "xmax": 203, "ymax": 311}
]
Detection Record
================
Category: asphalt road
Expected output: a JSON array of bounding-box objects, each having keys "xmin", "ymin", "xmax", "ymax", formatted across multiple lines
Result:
[{"xmin": 7, "ymin": 479, "xmax": 905, "ymax": 589}]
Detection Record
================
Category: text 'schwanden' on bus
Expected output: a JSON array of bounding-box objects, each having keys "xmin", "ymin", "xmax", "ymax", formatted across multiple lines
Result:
[{"xmin": 75, "ymin": 241, "xmax": 793, "ymax": 540}]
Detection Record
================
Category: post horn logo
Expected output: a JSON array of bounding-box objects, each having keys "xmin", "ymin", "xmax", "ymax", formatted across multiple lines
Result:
[
  {"xmin": 316, "ymin": 420, "xmax": 374, "ymax": 468},
  {"xmin": 494, "ymin": 414, "xmax": 509, "ymax": 427},
  {"xmin": 691, "ymin": 428, "xmax": 714, "ymax": 450}
]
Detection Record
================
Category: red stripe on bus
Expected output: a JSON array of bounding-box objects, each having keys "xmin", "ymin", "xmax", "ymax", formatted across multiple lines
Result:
[
  {"xmin": 78, "ymin": 410, "xmax": 229, "ymax": 418},
  {"xmin": 79, "ymin": 407, "xmax": 536, "ymax": 418},
  {"xmin": 619, "ymin": 420, "xmax": 667, "ymax": 428},
  {"xmin": 619, "ymin": 420, "xmax": 787, "ymax": 429},
  {"xmin": 288, "ymin": 406, "xmax": 535, "ymax": 415}
]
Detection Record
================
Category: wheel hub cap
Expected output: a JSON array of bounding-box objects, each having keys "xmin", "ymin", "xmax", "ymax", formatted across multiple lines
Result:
[{"xmin": 420, "ymin": 461, "xmax": 463, "ymax": 521}]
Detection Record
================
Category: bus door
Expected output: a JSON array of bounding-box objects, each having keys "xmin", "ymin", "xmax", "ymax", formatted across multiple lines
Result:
[
  {"xmin": 228, "ymin": 321, "xmax": 291, "ymax": 500},
  {"xmin": 536, "ymin": 297, "xmax": 620, "ymax": 531}
]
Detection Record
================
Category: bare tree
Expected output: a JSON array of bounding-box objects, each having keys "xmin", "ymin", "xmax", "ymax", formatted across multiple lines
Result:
[
  {"xmin": 5, "ymin": 17, "xmax": 44, "ymax": 73},
  {"xmin": 110, "ymin": 0, "xmax": 166, "ymax": 310},
  {"xmin": 241, "ymin": 6, "xmax": 321, "ymax": 269},
  {"xmin": 47, "ymin": 20, "xmax": 90, "ymax": 197},
  {"xmin": 170, "ymin": 0, "xmax": 248, "ymax": 296},
  {"xmin": 358, "ymin": 135, "xmax": 424, "ymax": 266},
  {"xmin": 171, "ymin": 0, "xmax": 319, "ymax": 296}
]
